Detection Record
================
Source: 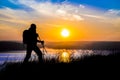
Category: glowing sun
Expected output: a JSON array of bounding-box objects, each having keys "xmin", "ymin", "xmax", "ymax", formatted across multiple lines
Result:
[{"xmin": 61, "ymin": 29, "xmax": 70, "ymax": 37}]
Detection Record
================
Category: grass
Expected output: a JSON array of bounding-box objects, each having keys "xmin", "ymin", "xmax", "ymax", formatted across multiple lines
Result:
[{"xmin": 0, "ymin": 52, "xmax": 120, "ymax": 79}]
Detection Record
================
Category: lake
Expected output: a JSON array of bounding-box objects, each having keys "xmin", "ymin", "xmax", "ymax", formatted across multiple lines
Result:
[{"xmin": 0, "ymin": 48, "xmax": 116, "ymax": 65}]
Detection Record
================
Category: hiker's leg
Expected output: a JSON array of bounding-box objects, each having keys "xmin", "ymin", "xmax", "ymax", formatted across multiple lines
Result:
[
  {"xmin": 23, "ymin": 45, "xmax": 32, "ymax": 63},
  {"xmin": 34, "ymin": 46, "xmax": 43, "ymax": 63}
]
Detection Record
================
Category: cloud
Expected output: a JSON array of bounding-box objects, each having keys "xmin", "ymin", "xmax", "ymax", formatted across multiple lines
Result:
[
  {"xmin": 0, "ymin": 7, "xmax": 43, "ymax": 25},
  {"xmin": 0, "ymin": 1, "xmax": 119, "ymax": 24},
  {"xmin": 79, "ymin": 4, "xmax": 85, "ymax": 8},
  {"xmin": 1, "ymin": 0, "xmax": 120, "ymax": 23},
  {"xmin": 0, "ymin": 0, "xmax": 120, "ymax": 27},
  {"xmin": 102, "ymin": 9, "xmax": 120, "ymax": 27},
  {"xmin": 16, "ymin": 0, "xmax": 84, "ymax": 21},
  {"xmin": 106, "ymin": 9, "xmax": 120, "ymax": 16},
  {"xmin": 0, "ymin": 0, "xmax": 120, "ymax": 41},
  {"xmin": 82, "ymin": 14, "xmax": 106, "ymax": 20}
]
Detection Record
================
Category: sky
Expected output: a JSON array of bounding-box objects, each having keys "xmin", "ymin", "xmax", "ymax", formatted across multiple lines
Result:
[{"xmin": 0, "ymin": 0, "xmax": 120, "ymax": 41}]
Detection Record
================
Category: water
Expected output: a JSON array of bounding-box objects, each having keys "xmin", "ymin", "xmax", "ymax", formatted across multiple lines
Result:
[{"xmin": 0, "ymin": 48, "xmax": 114, "ymax": 65}]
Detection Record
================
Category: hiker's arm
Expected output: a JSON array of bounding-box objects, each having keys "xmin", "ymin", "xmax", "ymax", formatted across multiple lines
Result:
[{"xmin": 36, "ymin": 33, "xmax": 44, "ymax": 44}]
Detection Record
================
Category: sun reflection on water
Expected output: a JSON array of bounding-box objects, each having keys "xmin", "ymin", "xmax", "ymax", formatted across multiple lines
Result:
[{"xmin": 59, "ymin": 51, "xmax": 70, "ymax": 63}]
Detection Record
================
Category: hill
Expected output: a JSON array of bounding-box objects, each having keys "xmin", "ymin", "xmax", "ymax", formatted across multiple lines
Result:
[
  {"xmin": 46, "ymin": 41, "xmax": 120, "ymax": 50},
  {"xmin": 0, "ymin": 41, "xmax": 25, "ymax": 52},
  {"xmin": 0, "ymin": 41, "xmax": 120, "ymax": 52}
]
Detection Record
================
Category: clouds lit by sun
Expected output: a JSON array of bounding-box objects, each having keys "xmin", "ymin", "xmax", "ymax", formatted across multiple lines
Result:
[{"xmin": 0, "ymin": 0, "xmax": 120, "ymax": 41}]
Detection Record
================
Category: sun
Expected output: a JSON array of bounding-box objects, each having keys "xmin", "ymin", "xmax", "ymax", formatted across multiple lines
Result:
[{"xmin": 61, "ymin": 29, "xmax": 70, "ymax": 37}]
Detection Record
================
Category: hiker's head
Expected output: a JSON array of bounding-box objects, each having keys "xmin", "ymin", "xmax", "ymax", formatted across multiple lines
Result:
[
  {"xmin": 29, "ymin": 23, "xmax": 36, "ymax": 31},
  {"xmin": 30, "ymin": 23, "xmax": 36, "ymax": 29}
]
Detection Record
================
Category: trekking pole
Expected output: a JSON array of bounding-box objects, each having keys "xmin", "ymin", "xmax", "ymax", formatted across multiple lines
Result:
[{"xmin": 38, "ymin": 36, "xmax": 47, "ymax": 54}]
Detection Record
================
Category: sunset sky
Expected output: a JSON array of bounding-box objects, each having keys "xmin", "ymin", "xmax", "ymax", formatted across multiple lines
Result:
[{"xmin": 0, "ymin": 0, "xmax": 120, "ymax": 41}]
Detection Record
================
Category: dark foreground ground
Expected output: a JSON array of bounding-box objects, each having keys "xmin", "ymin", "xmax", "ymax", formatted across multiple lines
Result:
[{"xmin": 0, "ymin": 52, "xmax": 120, "ymax": 79}]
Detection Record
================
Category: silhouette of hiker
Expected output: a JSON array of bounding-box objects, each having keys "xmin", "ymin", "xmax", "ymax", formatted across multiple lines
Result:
[{"xmin": 23, "ymin": 23, "xmax": 44, "ymax": 63}]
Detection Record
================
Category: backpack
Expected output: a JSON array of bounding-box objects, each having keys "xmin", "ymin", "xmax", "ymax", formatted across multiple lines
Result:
[{"xmin": 23, "ymin": 30, "xmax": 29, "ymax": 44}]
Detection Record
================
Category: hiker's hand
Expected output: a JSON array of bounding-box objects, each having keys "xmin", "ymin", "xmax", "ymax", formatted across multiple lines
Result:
[
  {"xmin": 37, "ymin": 40, "xmax": 44, "ymax": 44},
  {"xmin": 41, "ymin": 41, "xmax": 44, "ymax": 45}
]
